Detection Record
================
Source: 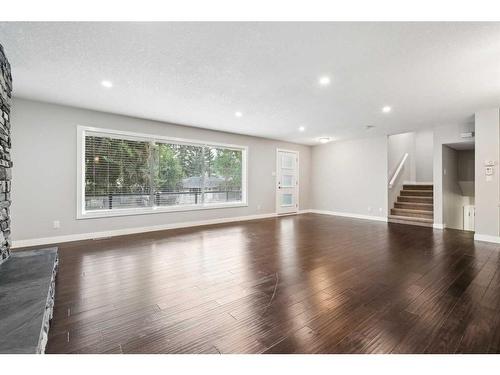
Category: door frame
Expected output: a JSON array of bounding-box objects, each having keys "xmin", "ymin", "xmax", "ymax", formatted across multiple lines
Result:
[{"xmin": 275, "ymin": 148, "xmax": 300, "ymax": 215}]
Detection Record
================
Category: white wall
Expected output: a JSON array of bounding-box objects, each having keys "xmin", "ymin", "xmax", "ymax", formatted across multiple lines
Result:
[
  {"xmin": 388, "ymin": 130, "xmax": 434, "ymax": 184},
  {"xmin": 474, "ymin": 108, "xmax": 500, "ymax": 239},
  {"xmin": 415, "ymin": 130, "xmax": 434, "ymax": 182},
  {"xmin": 11, "ymin": 98, "xmax": 311, "ymax": 243},
  {"xmin": 388, "ymin": 132, "xmax": 416, "ymax": 182},
  {"xmin": 458, "ymin": 150, "xmax": 475, "ymax": 182},
  {"xmin": 311, "ymin": 136, "xmax": 388, "ymax": 219},
  {"xmin": 458, "ymin": 150, "xmax": 475, "ymax": 199}
]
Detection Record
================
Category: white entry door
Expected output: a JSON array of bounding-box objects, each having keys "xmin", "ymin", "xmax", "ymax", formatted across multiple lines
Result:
[{"xmin": 276, "ymin": 149, "xmax": 299, "ymax": 215}]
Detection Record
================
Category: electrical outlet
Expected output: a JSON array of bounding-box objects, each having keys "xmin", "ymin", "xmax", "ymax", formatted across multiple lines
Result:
[
  {"xmin": 367, "ymin": 206, "xmax": 372, "ymax": 212},
  {"xmin": 53, "ymin": 220, "xmax": 60, "ymax": 229}
]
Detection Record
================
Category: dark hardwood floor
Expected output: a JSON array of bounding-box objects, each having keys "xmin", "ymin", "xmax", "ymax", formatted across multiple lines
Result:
[{"xmin": 37, "ymin": 213, "xmax": 500, "ymax": 354}]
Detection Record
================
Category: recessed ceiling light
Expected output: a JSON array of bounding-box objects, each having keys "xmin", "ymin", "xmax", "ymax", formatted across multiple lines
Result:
[
  {"xmin": 235, "ymin": 111, "xmax": 243, "ymax": 118},
  {"xmin": 298, "ymin": 126, "xmax": 306, "ymax": 132},
  {"xmin": 318, "ymin": 76, "xmax": 331, "ymax": 86},
  {"xmin": 319, "ymin": 137, "xmax": 331, "ymax": 144},
  {"xmin": 101, "ymin": 80, "xmax": 113, "ymax": 88},
  {"xmin": 382, "ymin": 106, "xmax": 392, "ymax": 113}
]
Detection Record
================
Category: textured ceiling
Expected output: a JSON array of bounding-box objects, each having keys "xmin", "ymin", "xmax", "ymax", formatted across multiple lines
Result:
[{"xmin": 0, "ymin": 22, "xmax": 499, "ymax": 145}]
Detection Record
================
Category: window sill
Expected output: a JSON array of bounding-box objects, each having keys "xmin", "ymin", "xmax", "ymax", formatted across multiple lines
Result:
[{"xmin": 77, "ymin": 202, "xmax": 249, "ymax": 220}]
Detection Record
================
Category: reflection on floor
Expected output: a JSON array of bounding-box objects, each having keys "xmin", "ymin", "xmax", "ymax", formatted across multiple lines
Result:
[{"xmin": 39, "ymin": 213, "xmax": 500, "ymax": 353}]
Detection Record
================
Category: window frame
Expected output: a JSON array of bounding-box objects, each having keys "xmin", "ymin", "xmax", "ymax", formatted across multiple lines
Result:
[{"xmin": 77, "ymin": 125, "xmax": 248, "ymax": 219}]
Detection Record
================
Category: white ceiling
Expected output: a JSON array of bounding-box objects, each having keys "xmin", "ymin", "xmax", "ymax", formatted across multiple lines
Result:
[{"xmin": 1, "ymin": 22, "xmax": 500, "ymax": 145}]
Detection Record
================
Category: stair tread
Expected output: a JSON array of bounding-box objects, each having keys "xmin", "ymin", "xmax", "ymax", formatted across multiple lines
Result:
[
  {"xmin": 388, "ymin": 215, "xmax": 433, "ymax": 223},
  {"xmin": 401, "ymin": 190, "xmax": 433, "ymax": 194},
  {"xmin": 392, "ymin": 208, "xmax": 433, "ymax": 215},
  {"xmin": 399, "ymin": 195, "xmax": 433, "ymax": 199},
  {"xmin": 395, "ymin": 205, "xmax": 433, "ymax": 212},
  {"xmin": 395, "ymin": 202, "xmax": 433, "ymax": 207}
]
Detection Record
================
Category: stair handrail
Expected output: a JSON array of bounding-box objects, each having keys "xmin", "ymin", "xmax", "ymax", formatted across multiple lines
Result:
[{"xmin": 389, "ymin": 153, "xmax": 409, "ymax": 189}]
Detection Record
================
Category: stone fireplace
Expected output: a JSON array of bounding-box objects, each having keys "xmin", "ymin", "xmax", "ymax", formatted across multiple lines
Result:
[{"xmin": 0, "ymin": 43, "xmax": 12, "ymax": 265}]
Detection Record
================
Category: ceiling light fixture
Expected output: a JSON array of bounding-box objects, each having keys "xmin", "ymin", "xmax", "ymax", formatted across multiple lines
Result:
[
  {"xmin": 101, "ymin": 80, "xmax": 113, "ymax": 88},
  {"xmin": 299, "ymin": 126, "xmax": 306, "ymax": 132},
  {"xmin": 318, "ymin": 76, "xmax": 331, "ymax": 86},
  {"xmin": 235, "ymin": 111, "xmax": 243, "ymax": 118},
  {"xmin": 382, "ymin": 106, "xmax": 392, "ymax": 113},
  {"xmin": 319, "ymin": 137, "xmax": 331, "ymax": 144}
]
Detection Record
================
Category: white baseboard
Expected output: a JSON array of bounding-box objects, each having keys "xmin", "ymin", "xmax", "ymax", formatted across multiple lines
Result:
[
  {"xmin": 18, "ymin": 208, "xmax": 458, "ymax": 249},
  {"xmin": 474, "ymin": 234, "xmax": 500, "ymax": 244},
  {"xmin": 12, "ymin": 212, "xmax": 281, "ymax": 249},
  {"xmin": 308, "ymin": 209, "xmax": 388, "ymax": 222},
  {"xmin": 433, "ymin": 223, "xmax": 445, "ymax": 229}
]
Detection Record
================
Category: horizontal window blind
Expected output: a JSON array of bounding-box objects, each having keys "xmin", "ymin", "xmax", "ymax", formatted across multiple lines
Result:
[
  {"xmin": 82, "ymin": 131, "xmax": 245, "ymax": 214},
  {"xmin": 85, "ymin": 135, "xmax": 153, "ymax": 210}
]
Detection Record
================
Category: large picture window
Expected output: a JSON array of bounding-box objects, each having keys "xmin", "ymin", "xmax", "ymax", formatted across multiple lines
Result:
[{"xmin": 78, "ymin": 127, "xmax": 247, "ymax": 218}]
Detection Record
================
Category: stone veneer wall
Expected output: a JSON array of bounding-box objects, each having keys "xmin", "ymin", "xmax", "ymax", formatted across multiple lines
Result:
[{"xmin": 0, "ymin": 43, "xmax": 12, "ymax": 265}]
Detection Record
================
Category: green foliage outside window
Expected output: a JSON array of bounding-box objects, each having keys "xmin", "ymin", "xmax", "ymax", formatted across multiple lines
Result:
[{"xmin": 85, "ymin": 136, "xmax": 243, "ymax": 198}]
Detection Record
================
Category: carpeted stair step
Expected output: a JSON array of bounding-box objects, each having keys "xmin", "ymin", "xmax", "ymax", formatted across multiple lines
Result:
[
  {"xmin": 390, "ymin": 208, "xmax": 433, "ymax": 219},
  {"xmin": 402, "ymin": 184, "xmax": 433, "ymax": 191},
  {"xmin": 394, "ymin": 202, "xmax": 433, "ymax": 211},
  {"xmin": 397, "ymin": 196, "xmax": 433, "ymax": 204},
  {"xmin": 388, "ymin": 215, "xmax": 433, "ymax": 227},
  {"xmin": 400, "ymin": 189, "xmax": 433, "ymax": 197}
]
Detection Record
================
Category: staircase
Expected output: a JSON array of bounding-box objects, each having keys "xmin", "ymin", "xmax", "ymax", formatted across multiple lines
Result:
[{"xmin": 388, "ymin": 184, "xmax": 434, "ymax": 227}]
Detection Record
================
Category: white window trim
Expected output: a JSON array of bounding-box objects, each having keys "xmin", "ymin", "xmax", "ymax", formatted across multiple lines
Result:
[{"xmin": 77, "ymin": 125, "xmax": 248, "ymax": 220}]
